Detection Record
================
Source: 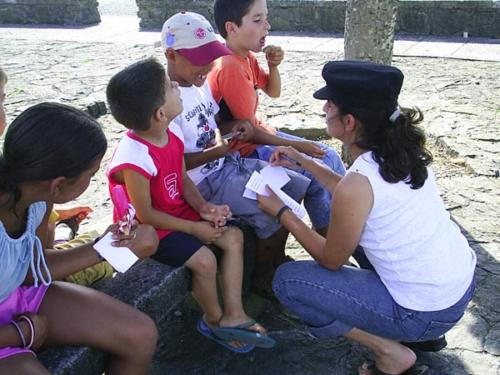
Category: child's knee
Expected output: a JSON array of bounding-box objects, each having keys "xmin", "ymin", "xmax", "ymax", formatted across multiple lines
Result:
[
  {"xmin": 187, "ymin": 247, "xmax": 217, "ymax": 276},
  {"xmin": 222, "ymin": 227, "xmax": 244, "ymax": 250}
]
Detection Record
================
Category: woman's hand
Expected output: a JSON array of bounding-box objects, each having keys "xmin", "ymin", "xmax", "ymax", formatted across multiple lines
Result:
[
  {"xmin": 199, "ymin": 202, "xmax": 232, "ymax": 228},
  {"xmin": 111, "ymin": 223, "xmax": 158, "ymax": 259},
  {"xmin": 16, "ymin": 313, "xmax": 48, "ymax": 350},
  {"xmin": 257, "ymin": 187, "xmax": 286, "ymax": 217},
  {"xmin": 190, "ymin": 221, "xmax": 227, "ymax": 244},
  {"xmin": 292, "ymin": 140, "xmax": 325, "ymax": 159},
  {"xmin": 270, "ymin": 146, "xmax": 308, "ymax": 169}
]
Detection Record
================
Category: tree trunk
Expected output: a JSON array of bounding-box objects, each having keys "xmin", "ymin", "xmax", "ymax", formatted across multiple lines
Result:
[
  {"xmin": 344, "ymin": 0, "xmax": 398, "ymax": 65},
  {"xmin": 342, "ymin": 0, "xmax": 398, "ymax": 165}
]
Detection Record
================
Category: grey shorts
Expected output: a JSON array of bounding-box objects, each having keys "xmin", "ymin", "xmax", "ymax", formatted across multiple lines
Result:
[{"xmin": 196, "ymin": 154, "xmax": 310, "ymax": 239}]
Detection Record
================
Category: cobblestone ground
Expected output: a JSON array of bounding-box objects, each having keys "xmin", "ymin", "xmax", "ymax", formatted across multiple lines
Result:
[{"xmin": 0, "ymin": 38, "xmax": 498, "ymax": 374}]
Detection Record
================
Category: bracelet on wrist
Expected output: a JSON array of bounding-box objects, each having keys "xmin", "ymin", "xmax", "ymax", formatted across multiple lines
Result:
[
  {"xmin": 18, "ymin": 315, "xmax": 35, "ymax": 349},
  {"xmin": 10, "ymin": 320, "xmax": 27, "ymax": 348},
  {"xmin": 275, "ymin": 205, "xmax": 291, "ymax": 223}
]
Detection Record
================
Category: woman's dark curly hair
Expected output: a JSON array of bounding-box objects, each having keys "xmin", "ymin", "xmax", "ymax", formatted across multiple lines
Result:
[{"xmin": 338, "ymin": 103, "xmax": 433, "ymax": 189}]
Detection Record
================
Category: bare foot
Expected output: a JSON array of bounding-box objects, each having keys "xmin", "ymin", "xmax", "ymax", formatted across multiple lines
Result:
[
  {"xmin": 203, "ymin": 315, "xmax": 249, "ymax": 350},
  {"xmin": 358, "ymin": 344, "xmax": 416, "ymax": 375},
  {"xmin": 218, "ymin": 314, "xmax": 267, "ymax": 335}
]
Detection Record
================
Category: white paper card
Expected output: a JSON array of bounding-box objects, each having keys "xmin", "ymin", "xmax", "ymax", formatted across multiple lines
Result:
[
  {"xmin": 245, "ymin": 171, "xmax": 269, "ymax": 196},
  {"xmin": 259, "ymin": 165, "xmax": 290, "ymax": 189},
  {"xmin": 93, "ymin": 232, "xmax": 139, "ymax": 273},
  {"xmin": 243, "ymin": 187, "xmax": 257, "ymax": 200},
  {"xmin": 269, "ymin": 185, "xmax": 307, "ymax": 219}
]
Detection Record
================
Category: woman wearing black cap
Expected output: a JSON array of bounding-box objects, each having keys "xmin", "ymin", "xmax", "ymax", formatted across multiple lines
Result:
[{"xmin": 257, "ymin": 60, "xmax": 476, "ymax": 375}]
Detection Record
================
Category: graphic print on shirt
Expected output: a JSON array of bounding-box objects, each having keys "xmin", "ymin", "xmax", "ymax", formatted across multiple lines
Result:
[
  {"xmin": 195, "ymin": 112, "xmax": 220, "ymax": 175},
  {"xmin": 164, "ymin": 172, "xmax": 179, "ymax": 200}
]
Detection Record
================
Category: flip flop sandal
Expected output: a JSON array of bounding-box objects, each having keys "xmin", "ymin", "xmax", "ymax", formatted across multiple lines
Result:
[
  {"xmin": 196, "ymin": 318, "xmax": 255, "ymax": 354},
  {"xmin": 359, "ymin": 361, "xmax": 429, "ymax": 375},
  {"xmin": 213, "ymin": 320, "xmax": 276, "ymax": 348}
]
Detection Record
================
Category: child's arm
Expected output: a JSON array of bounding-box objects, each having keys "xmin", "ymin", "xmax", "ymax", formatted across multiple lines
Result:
[
  {"xmin": 28, "ymin": 206, "xmax": 158, "ymax": 282},
  {"xmin": 250, "ymin": 130, "xmax": 326, "ymax": 159},
  {"xmin": 123, "ymin": 168, "xmax": 200, "ymax": 232},
  {"xmin": 262, "ymin": 45, "xmax": 284, "ymax": 98},
  {"xmin": 124, "ymin": 168, "xmax": 227, "ymax": 243},
  {"xmin": 270, "ymin": 146, "xmax": 342, "ymax": 194},
  {"xmin": 0, "ymin": 313, "xmax": 47, "ymax": 350},
  {"xmin": 184, "ymin": 129, "xmax": 230, "ymax": 170},
  {"xmin": 181, "ymin": 161, "xmax": 231, "ymax": 228}
]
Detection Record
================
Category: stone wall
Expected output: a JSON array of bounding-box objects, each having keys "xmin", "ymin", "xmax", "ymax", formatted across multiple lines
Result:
[
  {"xmin": 137, "ymin": 0, "xmax": 500, "ymax": 38},
  {"xmin": 0, "ymin": 0, "xmax": 100, "ymax": 25}
]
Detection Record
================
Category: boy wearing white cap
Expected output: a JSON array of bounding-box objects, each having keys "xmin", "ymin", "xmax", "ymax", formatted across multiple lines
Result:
[{"xmin": 162, "ymin": 11, "xmax": 311, "ymax": 297}]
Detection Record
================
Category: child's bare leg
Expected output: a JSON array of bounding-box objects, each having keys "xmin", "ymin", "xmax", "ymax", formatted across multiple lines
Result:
[
  {"xmin": 184, "ymin": 247, "xmax": 223, "ymax": 327},
  {"xmin": 214, "ymin": 227, "xmax": 266, "ymax": 334},
  {"xmin": 213, "ymin": 227, "xmax": 245, "ymax": 321},
  {"xmin": 0, "ymin": 353, "xmax": 51, "ymax": 375},
  {"xmin": 39, "ymin": 282, "xmax": 158, "ymax": 375}
]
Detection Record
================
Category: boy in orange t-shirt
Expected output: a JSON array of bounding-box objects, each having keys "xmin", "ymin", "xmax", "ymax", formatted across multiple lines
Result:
[{"xmin": 209, "ymin": 0, "xmax": 346, "ymax": 238}]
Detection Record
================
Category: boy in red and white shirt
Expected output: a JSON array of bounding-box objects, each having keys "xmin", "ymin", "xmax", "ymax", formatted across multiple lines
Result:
[{"xmin": 106, "ymin": 58, "xmax": 273, "ymax": 352}]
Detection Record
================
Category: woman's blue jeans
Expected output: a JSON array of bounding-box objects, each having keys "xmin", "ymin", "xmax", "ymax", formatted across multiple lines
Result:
[{"xmin": 273, "ymin": 258, "xmax": 475, "ymax": 342}]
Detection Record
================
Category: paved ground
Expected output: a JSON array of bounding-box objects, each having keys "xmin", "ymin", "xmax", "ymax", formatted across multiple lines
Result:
[{"xmin": 0, "ymin": 9, "xmax": 498, "ymax": 375}]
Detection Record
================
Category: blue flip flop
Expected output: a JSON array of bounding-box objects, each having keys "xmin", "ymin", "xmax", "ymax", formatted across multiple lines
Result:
[
  {"xmin": 196, "ymin": 318, "xmax": 255, "ymax": 354},
  {"xmin": 213, "ymin": 320, "xmax": 276, "ymax": 348}
]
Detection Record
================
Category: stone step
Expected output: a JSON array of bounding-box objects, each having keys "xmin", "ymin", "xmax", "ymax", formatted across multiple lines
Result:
[{"xmin": 39, "ymin": 259, "xmax": 191, "ymax": 375}]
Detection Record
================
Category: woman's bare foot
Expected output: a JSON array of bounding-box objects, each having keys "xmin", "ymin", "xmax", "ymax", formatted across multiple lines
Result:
[{"xmin": 358, "ymin": 343, "xmax": 416, "ymax": 375}]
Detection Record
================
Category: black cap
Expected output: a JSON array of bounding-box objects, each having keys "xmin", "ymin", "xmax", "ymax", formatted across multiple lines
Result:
[{"xmin": 313, "ymin": 60, "xmax": 404, "ymax": 111}]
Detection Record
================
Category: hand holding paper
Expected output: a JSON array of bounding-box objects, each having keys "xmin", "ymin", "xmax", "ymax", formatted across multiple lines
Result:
[
  {"xmin": 110, "ymin": 185, "xmax": 136, "ymax": 235},
  {"xmin": 93, "ymin": 232, "xmax": 139, "ymax": 273},
  {"xmin": 245, "ymin": 165, "xmax": 306, "ymax": 219}
]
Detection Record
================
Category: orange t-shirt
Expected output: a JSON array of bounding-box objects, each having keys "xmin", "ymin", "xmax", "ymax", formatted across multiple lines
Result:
[{"xmin": 208, "ymin": 53, "xmax": 277, "ymax": 157}]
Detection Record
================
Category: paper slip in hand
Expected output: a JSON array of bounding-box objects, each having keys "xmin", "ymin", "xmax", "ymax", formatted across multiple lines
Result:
[
  {"xmin": 259, "ymin": 165, "xmax": 290, "ymax": 189},
  {"xmin": 269, "ymin": 185, "xmax": 307, "ymax": 219},
  {"xmin": 245, "ymin": 171, "xmax": 269, "ymax": 197},
  {"xmin": 243, "ymin": 187, "xmax": 257, "ymax": 200},
  {"xmin": 93, "ymin": 232, "xmax": 139, "ymax": 273}
]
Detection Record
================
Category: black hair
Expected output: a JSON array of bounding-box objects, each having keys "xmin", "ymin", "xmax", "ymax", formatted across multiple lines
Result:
[
  {"xmin": 214, "ymin": 0, "xmax": 255, "ymax": 38},
  {"xmin": 0, "ymin": 102, "xmax": 107, "ymax": 207},
  {"xmin": 338, "ymin": 104, "xmax": 432, "ymax": 189},
  {"xmin": 106, "ymin": 58, "xmax": 166, "ymax": 131}
]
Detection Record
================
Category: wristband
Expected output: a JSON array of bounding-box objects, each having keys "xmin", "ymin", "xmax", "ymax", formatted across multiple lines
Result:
[
  {"xmin": 275, "ymin": 205, "xmax": 291, "ymax": 223},
  {"xmin": 10, "ymin": 320, "xmax": 27, "ymax": 348},
  {"xmin": 18, "ymin": 315, "xmax": 35, "ymax": 349}
]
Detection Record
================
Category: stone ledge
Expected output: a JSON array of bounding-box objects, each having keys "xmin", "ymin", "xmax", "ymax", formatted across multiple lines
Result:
[
  {"xmin": 37, "ymin": 224, "xmax": 256, "ymax": 375},
  {"xmin": 38, "ymin": 259, "xmax": 191, "ymax": 375},
  {"xmin": 136, "ymin": 0, "xmax": 500, "ymax": 38},
  {"xmin": 0, "ymin": 0, "xmax": 100, "ymax": 25}
]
